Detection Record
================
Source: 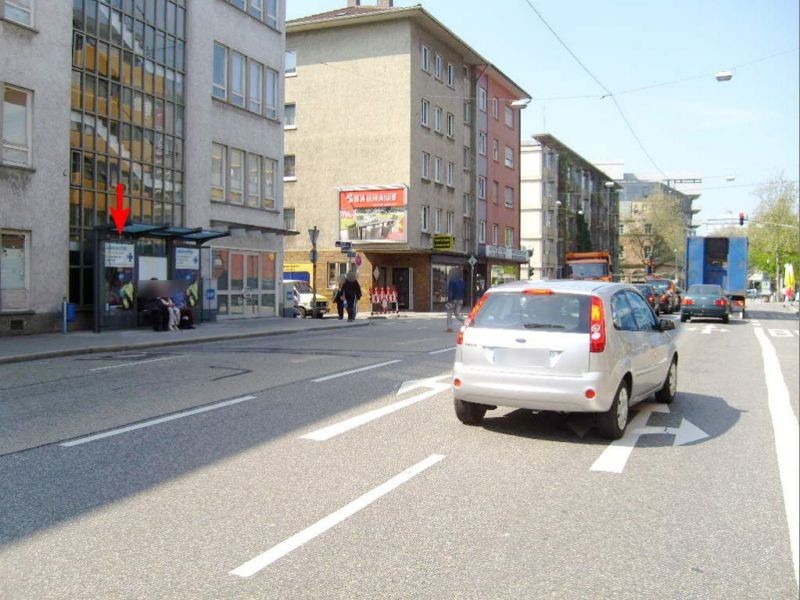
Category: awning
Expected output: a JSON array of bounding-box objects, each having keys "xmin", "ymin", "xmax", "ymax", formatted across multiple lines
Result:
[
  {"xmin": 95, "ymin": 223, "xmax": 231, "ymax": 245},
  {"xmin": 211, "ymin": 220, "xmax": 299, "ymax": 236}
]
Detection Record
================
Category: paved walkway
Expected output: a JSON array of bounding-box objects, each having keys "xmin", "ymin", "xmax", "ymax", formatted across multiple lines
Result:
[{"xmin": 0, "ymin": 317, "xmax": 371, "ymax": 365}]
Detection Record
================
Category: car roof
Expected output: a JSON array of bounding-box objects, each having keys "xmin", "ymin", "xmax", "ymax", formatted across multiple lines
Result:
[{"xmin": 486, "ymin": 280, "xmax": 632, "ymax": 296}]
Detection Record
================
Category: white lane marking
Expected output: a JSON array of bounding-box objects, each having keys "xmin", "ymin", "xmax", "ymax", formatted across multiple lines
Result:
[
  {"xmin": 230, "ymin": 454, "xmax": 446, "ymax": 577},
  {"xmin": 768, "ymin": 329, "xmax": 794, "ymax": 338},
  {"xmin": 60, "ymin": 395, "xmax": 256, "ymax": 447},
  {"xmin": 89, "ymin": 355, "xmax": 179, "ymax": 372},
  {"xmin": 590, "ymin": 404, "xmax": 708, "ymax": 474},
  {"xmin": 312, "ymin": 360, "xmax": 402, "ymax": 383},
  {"xmin": 428, "ymin": 347, "xmax": 454, "ymax": 355},
  {"xmin": 301, "ymin": 377, "xmax": 450, "ymax": 441},
  {"xmin": 754, "ymin": 327, "xmax": 799, "ymax": 586}
]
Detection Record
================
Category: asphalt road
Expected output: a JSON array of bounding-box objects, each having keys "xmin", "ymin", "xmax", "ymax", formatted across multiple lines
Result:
[{"xmin": 0, "ymin": 307, "xmax": 797, "ymax": 599}]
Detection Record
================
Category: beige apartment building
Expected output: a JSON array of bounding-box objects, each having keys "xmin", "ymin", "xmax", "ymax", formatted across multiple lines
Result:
[{"xmin": 283, "ymin": 0, "xmax": 527, "ymax": 311}]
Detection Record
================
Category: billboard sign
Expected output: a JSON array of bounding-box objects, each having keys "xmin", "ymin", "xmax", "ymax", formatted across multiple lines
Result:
[
  {"xmin": 339, "ymin": 186, "xmax": 407, "ymax": 243},
  {"xmin": 432, "ymin": 234, "xmax": 455, "ymax": 251}
]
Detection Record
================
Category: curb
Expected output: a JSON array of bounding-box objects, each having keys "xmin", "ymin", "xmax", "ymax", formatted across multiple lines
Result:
[{"xmin": 0, "ymin": 321, "xmax": 372, "ymax": 366}]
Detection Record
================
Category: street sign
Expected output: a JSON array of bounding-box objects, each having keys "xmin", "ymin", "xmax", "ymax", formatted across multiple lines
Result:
[
  {"xmin": 432, "ymin": 234, "xmax": 454, "ymax": 251},
  {"xmin": 335, "ymin": 241, "xmax": 352, "ymax": 250},
  {"xmin": 347, "ymin": 251, "xmax": 357, "ymax": 258},
  {"xmin": 467, "ymin": 255, "xmax": 478, "ymax": 268},
  {"xmin": 373, "ymin": 267, "xmax": 380, "ymax": 279}
]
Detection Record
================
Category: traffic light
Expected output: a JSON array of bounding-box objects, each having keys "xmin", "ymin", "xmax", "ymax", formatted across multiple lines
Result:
[
  {"xmin": 739, "ymin": 212, "xmax": 745, "ymax": 226},
  {"xmin": 646, "ymin": 256, "xmax": 654, "ymax": 275}
]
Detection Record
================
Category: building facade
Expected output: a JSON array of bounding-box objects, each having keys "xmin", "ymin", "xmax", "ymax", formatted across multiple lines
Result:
[
  {"xmin": 1, "ymin": 0, "xmax": 287, "ymax": 335},
  {"xmin": 520, "ymin": 134, "xmax": 619, "ymax": 280},
  {"xmin": 283, "ymin": 1, "xmax": 528, "ymax": 312}
]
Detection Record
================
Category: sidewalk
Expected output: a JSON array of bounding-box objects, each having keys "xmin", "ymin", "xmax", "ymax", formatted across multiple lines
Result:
[{"xmin": 0, "ymin": 317, "xmax": 371, "ymax": 365}]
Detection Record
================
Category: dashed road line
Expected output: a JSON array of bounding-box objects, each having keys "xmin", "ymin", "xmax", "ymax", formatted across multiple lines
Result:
[
  {"xmin": 428, "ymin": 347, "xmax": 454, "ymax": 355},
  {"xmin": 89, "ymin": 355, "xmax": 180, "ymax": 372},
  {"xmin": 312, "ymin": 360, "xmax": 402, "ymax": 383},
  {"xmin": 230, "ymin": 454, "xmax": 446, "ymax": 577}
]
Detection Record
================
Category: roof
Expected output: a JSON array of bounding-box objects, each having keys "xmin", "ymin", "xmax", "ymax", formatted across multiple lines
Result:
[
  {"xmin": 487, "ymin": 280, "xmax": 625, "ymax": 295},
  {"xmin": 531, "ymin": 133, "xmax": 620, "ymax": 187},
  {"xmin": 288, "ymin": 4, "xmax": 530, "ymax": 101}
]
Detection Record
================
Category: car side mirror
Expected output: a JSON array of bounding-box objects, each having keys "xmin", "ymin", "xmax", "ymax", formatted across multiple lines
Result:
[{"xmin": 658, "ymin": 319, "xmax": 676, "ymax": 331}]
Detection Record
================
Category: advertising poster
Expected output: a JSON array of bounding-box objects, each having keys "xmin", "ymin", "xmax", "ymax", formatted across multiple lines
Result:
[
  {"xmin": 339, "ymin": 186, "xmax": 407, "ymax": 243},
  {"xmin": 175, "ymin": 247, "xmax": 200, "ymax": 270},
  {"xmin": 104, "ymin": 242, "xmax": 135, "ymax": 268}
]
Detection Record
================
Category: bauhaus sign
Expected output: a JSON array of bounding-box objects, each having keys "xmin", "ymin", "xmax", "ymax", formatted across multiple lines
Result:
[{"xmin": 339, "ymin": 186, "xmax": 407, "ymax": 243}]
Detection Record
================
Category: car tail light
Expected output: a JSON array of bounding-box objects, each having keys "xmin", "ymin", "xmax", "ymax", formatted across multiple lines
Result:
[
  {"xmin": 733, "ymin": 300, "xmax": 744, "ymax": 307},
  {"xmin": 648, "ymin": 295, "xmax": 655, "ymax": 303},
  {"xmin": 589, "ymin": 296, "xmax": 606, "ymax": 353},
  {"xmin": 683, "ymin": 298, "xmax": 694, "ymax": 306},
  {"xmin": 714, "ymin": 298, "xmax": 728, "ymax": 307},
  {"xmin": 660, "ymin": 294, "xmax": 668, "ymax": 303},
  {"xmin": 457, "ymin": 294, "xmax": 489, "ymax": 345}
]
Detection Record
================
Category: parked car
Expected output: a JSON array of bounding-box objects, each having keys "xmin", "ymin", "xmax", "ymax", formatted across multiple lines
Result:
[
  {"xmin": 452, "ymin": 281, "xmax": 678, "ymax": 440},
  {"xmin": 680, "ymin": 284, "xmax": 730, "ymax": 323},
  {"xmin": 283, "ymin": 279, "xmax": 330, "ymax": 318},
  {"xmin": 634, "ymin": 283, "xmax": 661, "ymax": 315},
  {"xmin": 646, "ymin": 278, "xmax": 680, "ymax": 313},
  {"xmin": 746, "ymin": 288, "xmax": 759, "ymax": 299}
]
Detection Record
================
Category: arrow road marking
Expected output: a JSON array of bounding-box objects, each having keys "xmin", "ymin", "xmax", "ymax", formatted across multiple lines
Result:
[
  {"xmin": 301, "ymin": 375, "xmax": 450, "ymax": 441},
  {"xmin": 230, "ymin": 454, "xmax": 446, "ymax": 577},
  {"xmin": 686, "ymin": 324, "xmax": 728, "ymax": 334},
  {"xmin": 590, "ymin": 403, "xmax": 709, "ymax": 474}
]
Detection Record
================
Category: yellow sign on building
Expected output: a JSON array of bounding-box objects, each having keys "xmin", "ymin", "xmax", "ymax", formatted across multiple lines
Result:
[{"xmin": 432, "ymin": 234, "xmax": 455, "ymax": 251}]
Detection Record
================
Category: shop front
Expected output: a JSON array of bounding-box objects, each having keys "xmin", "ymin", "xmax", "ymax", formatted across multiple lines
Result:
[
  {"xmin": 479, "ymin": 244, "xmax": 530, "ymax": 290},
  {"xmin": 209, "ymin": 248, "xmax": 278, "ymax": 318},
  {"xmin": 431, "ymin": 252, "xmax": 468, "ymax": 312}
]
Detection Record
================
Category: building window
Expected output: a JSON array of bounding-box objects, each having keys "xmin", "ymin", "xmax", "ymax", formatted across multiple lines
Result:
[
  {"xmin": 247, "ymin": 153, "xmax": 261, "ymax": 208},
  {"xmin": 478, "ymin": 176, "xmax": 486, "ymax": 200},
  {"xmin": 479, "ymin": 220, "xmax": 486, "ymax": 243},
  {"xmin": 504, "ymin": 186, "xmax": 514, "ymax": 208},
  {"xmin": 446, "ymin": 162, "xmax": 455, "ymax": 188},
  {"xmin": 263, "ymin": 158, "xmax": 276, "ymax": 208},
  {"xmin": 463, "ymin": 147, "xmax": 470, "ymax": 170},
  {"xmin": 492, "ymin": 181, "xmax": 499, "ymax": 204},
  {"xmin": 230, "ymin": 51, "xmax": 246, "ymax": 108},
  {"xmin": 213, "ymin": 44, "xmax": 228, "ymax": 100},
  {"xmin": 1, "ymin": 85, "xmax": 32, "ymax": 167},
  {"xmin": 492, "ymin": 98, "xmax": 498, "ymax": 119},
  {"xmin": 420, "ymin": 45, "xmax": 430, "ymax": 72},
  {"xmin": 434, "ymin": 53, "xmax": 442, "ymax": 80},
  {"xmin": 265, "ymin": 0, "xmax": 278, "ymax": 29},
  {"xmin": 478, "ymin": 87, "xmax": 487, "ymax": 112},
  {"xmin": 492, "ymin": 224, "xmax": 499, "ymax": 245},
  {"xmin": 645, "ymin": 223, "xmax": 653, "ymax": 234},
  {"xmin": 434, "ymin": 208, "xmax": 442, "ymax": 233},
  {"xmin": 545, "ymin": 210, "xmax": 553, "ymax": 227},
  {"xmin": 211, "ymin": 143, "xmax": 226, "ymax": 202},
  {"xmin": 463, "ymin": 194, "xmax": 471, "ymax": 216},
  {"xmin": 327, "ymin": 262, "xmax": 348, "ymax": 287},
  {"xmin": 504, "ymin": 146, "xmax": 514, "ymax": 168},
  {"xmin": 224, "ymin": 0, "xmax": 279, "ymax": 29},
  {"xmin": 447, "ymin": 212, "xmax": 454, "ymax": 234},
  {"xmin": 421, "ymin": 205, "xmax": 430, "ymax": 232},
  {"xmin": 434, "ymin": 106, "xmax": 443, "ymax": 133},
  {"xmin": 3, "ymin": 0, "xmax": 33, "ymax": 27},
  {"xmin": 284, "ymin": 207, "xmax": 295, "ymax": 231},
  {"xmin": 248, "ymin": 60, "xmax": 263, "ymax": 113},
  {"xmin": 0, "ymin": 231, "xmax": 29, "ymax": 311},
  {"xmin": 447, "ymin": 63, "xmax": 455, "ymax": 87},
  {"xmin": 463, "ymin": 101, "xmax": 472, "ymax": 125},
  {"xmin": 505, "ymin": 227, "xmax": 514, "ymax": 248},
  {"xmin": 285, "ymin": 50, "xmax": 297, "ymax": 76},
  {"xmin": 284, "ymin": 154, "xmax": 295, "ymax": 179},
  {"xmin": 265, "ymin": 68, "xmax": 278, "ymax": 118},
  {"xmin": 421, "ymin": 98, "xmax": 430, "ymax": 127},
  {"xmin": 229, "ymin": 148, "xmax": 244, "ymax": 204},
  {"xmin": 505, "ymin": 105, "xmax": 514, "ymax": 128},
  {"xmin": 446, "ymin": 112, "xmax": 455, "ymax": 138},
  {"xmin": 434, "ymin": 156, "xmax": 443, "ymax": 184},
  {"xmin": 421, "ymin": 152, "xmax": 430, "ymax": 180},
  {"xmin": 478, "ymin": 132, "xmax": 487, "ymax": 156},
  {"xmin": 284, "ymin": 103, "xmax": 296, "ymax": 127},
  {"xmin": 492, "ymin": 139, "xmax": 499, "ymax": 162}
]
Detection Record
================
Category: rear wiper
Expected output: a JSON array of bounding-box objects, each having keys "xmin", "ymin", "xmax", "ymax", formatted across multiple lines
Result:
[{"xmin": 523, "ymin": 323, "xmax": 565, "ymax": 329}]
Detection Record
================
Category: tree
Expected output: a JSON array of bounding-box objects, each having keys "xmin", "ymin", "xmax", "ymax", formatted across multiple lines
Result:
[
  {"xmin": 620, "ymin": 191, "xmax": 686, "ymax": 276},
  {"xmin": 747, "ymin": 177, "xmax": 799, "ymax": 280}
]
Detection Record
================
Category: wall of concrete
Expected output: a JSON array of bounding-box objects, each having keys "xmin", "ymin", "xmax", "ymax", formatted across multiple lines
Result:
[{"xmin": 0, "ymin": 6, "xmax": 72, "ymax": 333}]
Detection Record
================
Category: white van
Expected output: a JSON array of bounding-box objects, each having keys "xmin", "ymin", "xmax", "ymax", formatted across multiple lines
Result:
[{"xmin": 283, "ymin": 280, "xmax": 330, "ymax": 318}]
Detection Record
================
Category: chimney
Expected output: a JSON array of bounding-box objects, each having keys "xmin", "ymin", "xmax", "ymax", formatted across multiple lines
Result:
[
  {"xmin": 347, "ymin": 0, "xmax": 361, "ymax": 6},
  {"xmin": 377, "ymin": 0, "xmax": 394, "ymax": 6}
]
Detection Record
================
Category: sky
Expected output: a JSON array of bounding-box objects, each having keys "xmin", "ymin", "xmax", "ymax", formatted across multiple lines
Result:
[{"xmin": 286, "ymin": 0, "xmax": 800, "ymax": 228}]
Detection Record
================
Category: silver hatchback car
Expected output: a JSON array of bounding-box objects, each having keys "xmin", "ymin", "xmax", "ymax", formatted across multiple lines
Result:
[{"xmin": 452, "ymin": 281, "xmax": 678, "ymax": 439}]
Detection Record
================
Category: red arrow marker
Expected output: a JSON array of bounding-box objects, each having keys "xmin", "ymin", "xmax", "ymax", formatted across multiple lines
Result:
[{"xmin": 110, "ymin": 183, "xmax": 130, "ymax": 235}]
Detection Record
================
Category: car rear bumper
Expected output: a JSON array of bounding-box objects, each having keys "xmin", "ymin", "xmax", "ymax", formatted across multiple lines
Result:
[
  {"xmin": 681, "ymin": 306, "xmax": 727, "ymax": 318},
  {"xmin": 452, "ymin": 363, "xmax": 616, "ymax": 413}
]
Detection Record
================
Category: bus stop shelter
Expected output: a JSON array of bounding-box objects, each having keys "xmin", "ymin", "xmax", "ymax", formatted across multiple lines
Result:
[{"xmin": 93, "ymin": 223, "xmax": 230, "ymax": 332}]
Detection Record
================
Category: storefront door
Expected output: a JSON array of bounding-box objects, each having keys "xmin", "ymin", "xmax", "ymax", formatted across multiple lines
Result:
[
  {"xmin": 213, "ymin": 249, "xmax": 277, "ymax": 318},
  {"xmin": 392, "ymin": 267, "xmax": 411, "ymax": 310}
]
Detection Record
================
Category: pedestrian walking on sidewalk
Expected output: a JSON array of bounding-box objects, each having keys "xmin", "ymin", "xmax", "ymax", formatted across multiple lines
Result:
[
  {"xmin": 332, "ymin": 275, "xmax": 346, "ymax": 320},
  {"xmin": 447, "ymin": 269, "xmax": 466, "ymax": 332},
  {"xmin": 342, "ymin": 271, "xmax": 362, "ymax": 322}
]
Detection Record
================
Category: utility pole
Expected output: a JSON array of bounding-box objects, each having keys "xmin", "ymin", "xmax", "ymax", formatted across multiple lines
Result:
[{"xmin": 308, "ymin": 226, "xmax": 319, "ymax": 318}]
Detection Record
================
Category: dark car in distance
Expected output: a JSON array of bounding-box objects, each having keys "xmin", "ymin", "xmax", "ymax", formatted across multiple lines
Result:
[
  {"xmin": 634, "ymin": 284, "xmax": 661, "ymax": 315},
  {"xmin": 681, "ymin": 284, "xmax": 731, "ymax": 323}
]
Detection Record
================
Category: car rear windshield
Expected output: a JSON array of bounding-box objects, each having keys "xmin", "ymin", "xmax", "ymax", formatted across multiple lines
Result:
[
  {"xmin": 688, "ymin": 285, "xmax": 723, "ymax": 295},
  {"xmin": 635, "ymin": 285, "xmax": 654, "ymax": 295},
  {"xmin": 564, "ymin": 263, "xmax": 608, "ymax": 279},
  {"xmin": 473, "ymin": 292, "xmax": 591, "ymax": 333}
]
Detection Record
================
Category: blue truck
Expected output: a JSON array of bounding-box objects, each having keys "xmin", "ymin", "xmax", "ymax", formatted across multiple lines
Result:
[{"xmin": 685, "ymin": 236, "xmax": 749, "ymax": 318}]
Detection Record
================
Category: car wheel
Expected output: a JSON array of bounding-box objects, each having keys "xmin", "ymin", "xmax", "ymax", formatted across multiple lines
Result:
[
  {"xmin": 298, "ymin": 307, "xmax": 308, "ymax": 319},
  {"xmin": 454, "ymin": 398, "xmax": 487, "ymax": 425},
  {"xmin": 597, "ymin": 381, "xmax": 629, "ymax": 440},
  {"xmin": 680, "ymin": 314, "xmax": 688, "ymax": 322},
  {"xmin": 656, "ymin": 358, "xmax": 677, "ymax": 404},
  {"xmin": 722, "ymin": 314, "xmax": 730, "ymax": 324}
]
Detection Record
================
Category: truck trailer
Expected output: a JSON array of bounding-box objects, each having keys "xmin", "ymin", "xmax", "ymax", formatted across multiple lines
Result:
[{"xmin": 685, "ymin": 236, "xmax": 748, "ymax": 318}]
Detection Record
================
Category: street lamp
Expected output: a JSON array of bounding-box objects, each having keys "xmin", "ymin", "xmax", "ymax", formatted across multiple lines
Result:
[
  {"xmin": 308, "ymin": 226, "xmax": 319, "ymax": 318},
  {"xmin": 674, "ymin": 248, "xmax": 679, "ymax": 284},
  {"xmin": 510, "ymin": 98, "xmax": 531, "ymax": 109},
  {"xmin": 715, "ymin": 70, "xmax": 733, "ymax": 82}
]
